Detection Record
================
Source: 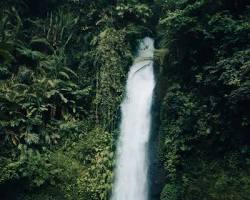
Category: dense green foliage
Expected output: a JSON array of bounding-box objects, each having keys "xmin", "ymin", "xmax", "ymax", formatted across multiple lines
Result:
[
  {"xmin": 0, "ymin": 0, "xmax": 154, "ymax": 199},
  {"xmin": 157, "ymin": 1, "xmax": 250, "ymax": 199},
  {"xmin": 0, "ymin": 0, "xmax": 249, "ymax": 200}
]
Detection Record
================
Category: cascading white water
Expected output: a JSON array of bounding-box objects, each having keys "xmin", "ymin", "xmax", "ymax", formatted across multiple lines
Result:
[{"xmin": 111, "ymin": 37, "xmax": 155, "ymax": 200}]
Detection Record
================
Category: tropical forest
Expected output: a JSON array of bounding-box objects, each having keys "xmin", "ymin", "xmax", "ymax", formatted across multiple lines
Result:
[{"xmin": 0, "ymin": 0, "xmax": 249, "ymax": 200}]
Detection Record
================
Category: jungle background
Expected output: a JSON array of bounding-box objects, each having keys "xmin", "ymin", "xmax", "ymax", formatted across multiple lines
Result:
[{"xmin": 0, "ymin": 0, "xmax": 249, "ymax": 199}]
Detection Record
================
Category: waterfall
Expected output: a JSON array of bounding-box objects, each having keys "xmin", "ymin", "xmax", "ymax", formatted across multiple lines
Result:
[{"xmin": 111, "ymin": 37, "xmax": 155, "ymax": 200}]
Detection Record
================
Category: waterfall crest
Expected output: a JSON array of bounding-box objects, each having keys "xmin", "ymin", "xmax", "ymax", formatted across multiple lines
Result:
[{"xmin": 111, "ymin": 37, "xmax": 155, "ymax": 200}]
